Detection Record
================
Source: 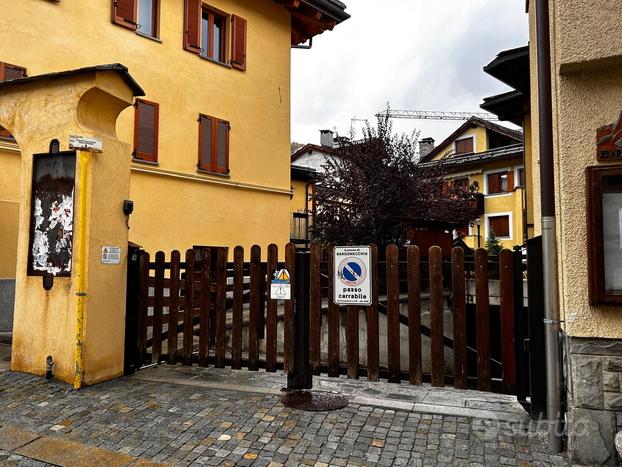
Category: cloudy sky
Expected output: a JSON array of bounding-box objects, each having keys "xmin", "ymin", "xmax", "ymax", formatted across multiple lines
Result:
[{"xmin": 290, "ymin": 0, "xmax": 529, "ymax": 146}]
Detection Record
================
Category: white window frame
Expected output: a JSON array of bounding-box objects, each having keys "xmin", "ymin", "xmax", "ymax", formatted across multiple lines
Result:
[
  {"xmin": 452, "ymin": 133, "xmax": 477, "ymax": 155},
  {"xmin": 483, "ymin": 167, "xmax": 512, "ymax": 197},
  {"xmin": 514, "ymin": 165, "xmax": 525, "ymax": 188},
  {"xmin": 485, "ymin": 211, "xmax": 513, "ymax": 241}
]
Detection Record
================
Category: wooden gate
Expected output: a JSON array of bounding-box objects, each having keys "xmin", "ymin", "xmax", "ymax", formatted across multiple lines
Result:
[{"xmin": 126, "ymin": 243, "xmax": 527, "ymax": 395}]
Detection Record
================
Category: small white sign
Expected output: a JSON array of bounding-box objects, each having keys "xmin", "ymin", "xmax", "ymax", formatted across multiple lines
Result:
[
  {"xmin": 69, "ymin": 135, "xmax": 103, "ymax": 153},
  {"xmin": 270, "ymin": 282, "xmax": 291, "ymax": 300},
  {"xmin": 334, "ymin": 246, "xmax": 372, "ymax": 305},
  {"xmin": 101, "ymin": 246, "xmax": 121, "ymax": 265}
]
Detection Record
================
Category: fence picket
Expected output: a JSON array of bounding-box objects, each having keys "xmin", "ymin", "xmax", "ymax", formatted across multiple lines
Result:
[
  {"xmin": 500, "ymin": 249, "xmax": 517, "ymax": 394},
  {"xmin": 215, "ymin": 248, "xmax": 227, "ymax": 368},
  {"xmin": 283, "ymin": 243, "xmax": 296, "ymax": 373},
  {"xmin": 452, "ymin": 247, "xmax": 467, "ymax": 389},
  {"xmin": 309, "ymin": 243, "xmax": 322, "ymax": 375},
  {"xmin": 347, "ymin": 306, "xmax": 359, "ymax": 379},
  {"xmin": 475, "ymin": 248, "xmax": 491, "ymax": 391},
  {"xmin": 429, "ymin": 246, "xmax": 444, "ymax": 387},
  {"xmin": 167, "ymin": 251, "xmax": 180, "ymax": 365},
  {"xmin": 138, "ymin": 252, "xmax": 150, "ymax": 366},
  {"xmin": 199, "ymin": 249, "xmax": 211, "ymax": 367},
  {"xmin": 183, "ymin": 250, "xmax": 195, "ymax": 366},
  {"xmin": 327, "ymin": 245, "xmax": 340, "ymax": 377},
  {"xmin": 387, "ymin": 244, "xmax": 400, "ymax": 383},
  {"xmin": 249, "ymin": 245, "xmax": 261, "ymax": 371},
  {"xmin": 407, "ymin": 245, "xmax": 422, "ymax": 385},
  {"xmin": 232, "ymin": 246, "xmax": 244, "ymax": 370},
  {"xmin": 367, "ymin": 244, "xmax": 380, "ymax": 382},
  {"xmin": 153, "ymin": 251, "xmax": 165, "ymax": 364},
  {"xmin": 266, "ymin": 244, "xmax": 278, "ymax": 372}
]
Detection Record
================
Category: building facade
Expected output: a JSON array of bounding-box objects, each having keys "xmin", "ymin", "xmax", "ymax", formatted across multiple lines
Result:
[{"xmin": 418, "ymin": 117, "xmax": 526, "ymax": 251}]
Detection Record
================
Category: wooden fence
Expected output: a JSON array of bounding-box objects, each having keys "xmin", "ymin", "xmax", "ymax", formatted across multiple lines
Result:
[{"xmin": 130, "ymin": 243, "xmax": 523, "ymax": 394}]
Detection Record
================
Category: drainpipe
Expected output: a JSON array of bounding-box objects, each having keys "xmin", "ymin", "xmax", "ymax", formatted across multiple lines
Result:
[{"xmin": 535, "ymin": 0, "xmax": 563, "ymax": 452}]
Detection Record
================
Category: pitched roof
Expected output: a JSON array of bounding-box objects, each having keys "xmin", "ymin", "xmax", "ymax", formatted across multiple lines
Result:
[
  {"xmin": 291, "ymin": 143, "xmax": 338, "ymax": 162},
  {"xmin": 0, "ymin": 63, "xmax": 144, "ymax": 96},
  {"xmin": 274, "ymin": 0, "xmax": 350, "ymax": 45},
  {"xmin": 418, "ymin": 144, "xmax": 523, "ymax": 172},
  {"xmin": 418, "ymin": 116, "xmax": 523, "ymax": 162}
]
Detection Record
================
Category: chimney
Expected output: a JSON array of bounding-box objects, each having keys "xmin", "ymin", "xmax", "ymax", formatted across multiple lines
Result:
[
  {"xmin": 320, "ymin": 129, "xmax": 334, "ymax": 148},
  {"xmin": 419, "ymin": 137, "xmax": 435, "ymax": 159}
]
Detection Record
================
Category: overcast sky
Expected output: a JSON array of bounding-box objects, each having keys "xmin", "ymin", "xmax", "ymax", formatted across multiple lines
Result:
[{"xmin": 290, "ymin": 0, "xmax": 529, "ymax": 146}]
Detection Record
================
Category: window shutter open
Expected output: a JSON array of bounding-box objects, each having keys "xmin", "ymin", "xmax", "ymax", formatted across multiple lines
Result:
[
  {"xmin": 184, "ymin": 0, "xmax": 202, "ymax": 53},
  {"xmin": 112, "ymin": 0, "xmax": 137, "ymax": 30},
  {"xmin": 231, "ymin": 15, "xmax": 247, "ymax": 71},
  {"xmin": 134, "ymin": 99, "xmax": 159, "ymax": 162},
  {"xmin": 198, "ymin": 115, "xmax": 213, "ymax": 169},
  {"xmin": 216, "ymin": 120, "xmax": 229, "ymax": 172},
  {"xmin": 507, "ymin": 170, "xmax": 514, "ymax": 191},
  {"xmin": 0, "ymin": 62, "xmax": 27, "ymax": 82},
  {"xmin": 488, "ymin": 173, "xmax": 500, "ymax": 194}
]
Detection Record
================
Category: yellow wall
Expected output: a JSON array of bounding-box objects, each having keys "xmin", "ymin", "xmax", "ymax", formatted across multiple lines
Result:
[
  {"xmin": 0, "ymin": 0, "xmax": 292, "ymax": 263},
  {"xmin": 291, "ymin": 179, "xmax": 310, "ymax": 214},
  {"xmin": 0, "ymin": 143, "xmax": 20, "ymax": 278},
  {"xmin": 528, "ymin": 0, "xmax": 622, "ymax": 338}
]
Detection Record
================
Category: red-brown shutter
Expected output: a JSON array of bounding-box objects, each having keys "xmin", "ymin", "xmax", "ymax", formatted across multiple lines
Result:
[
  {"xmin": 134, "ymin": 99, "xmax": 159, "ymax": 162},
  {"xmin": 112, "ymin": 0, "xmax": 137, "ymax": 30},
  {"xmin": 490, "ymin": 216, "xmax": 510, "ymax": 238},
  {"xmin": 455, "ymin": 137, "xmax": 473, "ymax": 155},
  {"xmin": 487, "ymin": 173, "xmax": 500, "ymax": 194},
  {"xmin": 184, "ymin": 0, "xmax": 202, "ymax": 53},
  {"xmin": 441, "ymin": 181, "xmax": 449, "ymax": 194},
  {"xmin": 215, "ymin": 120, "xmax": 230, "ymax": 173},
  {"xmin": 198, "ymin": 115, "xmax": 214, "ymax": 170},
  {"xmin": 231, "ymin": 15, "xmax": 247, "ymax": 71},
  {"xmin": 0, "ymin": 62, "xmax": 27, "ymax": 82},
  {"xmin": 507, "ymin": 170, "xmax": 514, "ymax": 191}
]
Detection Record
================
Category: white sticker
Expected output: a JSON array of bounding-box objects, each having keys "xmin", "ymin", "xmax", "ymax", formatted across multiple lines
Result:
[
  {"xmin": 270, "ymin": 282, "xmax": 291, "ymax": 300},
  {"xmin": 334, "ymin": 246, "xmax": 372, "ymax": 305},
  {"xmin": 101, "ymin": 246, "xmax": 121, "ymax": 265},
  {"xmin": 69, "ymin": 135, "xmax": 103, "ymax": 153}
]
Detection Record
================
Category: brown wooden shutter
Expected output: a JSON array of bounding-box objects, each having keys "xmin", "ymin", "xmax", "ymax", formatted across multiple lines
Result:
[
  {"xmin": 441, "ymin": 181, "xmax": 449, "ymax": 194},
  {"xmin": 490, "ymin": 215, "xmax": 510, "ymax": 238},
  {"xmin": 198, "ymin": 115, "xmax": 214, "ymax": 170},
  {"xmin": 0, "ymin": 62, "xmax": 27, "ymax": 82},
  {"xmin": 112, "ymin": 0, "xmax": 137, "ymax": 30},
  {"xmin": 134, "ymin": 99, "xmax": 159, "ymax": 162},
  {"xmin": 215, "ymin": 120, "xmax": 230, "ymax": 173},
  {"xmin": 231, "ymin": 15, "xmax": 247, "ymax": 71},
  {"xmin": 455, "ymin": 137, "xmax": 473, "ymax": 155},
  {"xmin": 507, "ymin": 170, "xmax": 514, "ymax": 191},
  {"xmin": 184, "ymin": 0, "xmax": 202, "ymax": 53},
  {"xmin": 487, "ymin": 173, "xmax": 500, "ymax": 194}
]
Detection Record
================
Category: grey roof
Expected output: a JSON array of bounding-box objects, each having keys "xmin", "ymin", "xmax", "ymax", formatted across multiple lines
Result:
[
  {"xmin": 0, "ymin": 64, "xmax": 144, "ymax": 96},
  {"xmin": 419, "ymin": 144, "xmax": 524, "ymax": 172}
]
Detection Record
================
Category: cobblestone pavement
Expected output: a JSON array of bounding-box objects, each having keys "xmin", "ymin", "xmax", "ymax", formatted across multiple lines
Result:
[{"xmin": 0, "ymin": 370, "xmax": 568, "ymax": 466}]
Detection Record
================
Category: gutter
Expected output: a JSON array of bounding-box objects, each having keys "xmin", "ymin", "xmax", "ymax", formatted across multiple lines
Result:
[{"xmin": 535, "ymin": 0, "xmax": 563, "ymax": 453}]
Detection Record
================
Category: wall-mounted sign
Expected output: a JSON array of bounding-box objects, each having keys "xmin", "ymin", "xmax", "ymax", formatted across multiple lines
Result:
[
  {"xmin": 101, "ymin": 246, "xmax": 121, "ymax": 265},
  {"xmin": 334, "ymin": 246, "xmax": 372, "ymax": 305},
  {"xmin": 28, "ymin": 151, "xmax": 76, "ymax": 277},
  {"xmin": 270, "ymin": 268, "xmax": 291, "ymax": 300},
  {"xmin": 597, "ymin": 112, "xmax": 622, "ymax": 161},
  {"xmin": 69, "ymin": 135, "xmax": 103, "ymax": 153}
]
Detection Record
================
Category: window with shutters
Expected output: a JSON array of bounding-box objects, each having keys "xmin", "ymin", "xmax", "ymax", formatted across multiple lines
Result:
[
  {"xmin": 486, "ymin": 171, "xmax": 509, "ymax": 195},
  {"xmin": 133, "ymin": 99, "xmax": 159, "ymax": 163},
  {"xmin": 112, "ymin": 0, "xmax": 160, "ymax": 39},
  {"xmin": 488, "ymin": 214, "xmax": 510, "ymax": 238},
  {"xmin": 0, "ymin": 62, "xmax": 27, "ymax": 82},
  {"xmin": 453, "ymin": 177, "xmax": 470, "ymax": 193},
  {"xmin": 183, "ymin": 1, "xmax": 247, "ymax": 70},
  {"xmin": 198, "ymin": 114, "xmax": 229, "ymax": 174},
  {"xmin": 454, "ymin": 137, "xmax": 474, "ymax": 155}
]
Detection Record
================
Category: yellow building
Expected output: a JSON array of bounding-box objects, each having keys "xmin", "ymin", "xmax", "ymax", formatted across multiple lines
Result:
[
  {"xmin": 418, "ymin": 117, "xmax": 525, "ymax": 250},
  {"xmin": 0, "ymin": 0, "xmax": 349, "ymax": 284}
]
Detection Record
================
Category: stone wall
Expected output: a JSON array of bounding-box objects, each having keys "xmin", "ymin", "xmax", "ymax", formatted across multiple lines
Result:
[
  {"xmin": 566, "ymin": 336, "xmax": 622, "ymax": 465},
  {"xmin": 0, "ymin": 280, "xmax": 15, "ymax": 332}
]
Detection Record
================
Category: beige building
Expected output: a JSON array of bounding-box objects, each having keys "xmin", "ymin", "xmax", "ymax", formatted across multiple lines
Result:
[{"xmin": 526, "ymin": 0, "xmax": 622, "ymax": 463}]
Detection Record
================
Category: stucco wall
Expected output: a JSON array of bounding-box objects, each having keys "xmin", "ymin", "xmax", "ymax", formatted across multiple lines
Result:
[
  {"xmin": 0, "ymin": 0, "xmax": 292, "ymax": 258},
  {"xmin": 0, "ymin": 144, "xmax": 20, "ymax": 279}
]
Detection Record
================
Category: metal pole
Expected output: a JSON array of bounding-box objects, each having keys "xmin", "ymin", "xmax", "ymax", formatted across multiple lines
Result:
[
  {"xmin": 535, "ymin": 0, "xmax": 563, "ymax": 452},
  {"xmin": 287, "ymin": 250, "xmax": 312, "ymax": 390}
]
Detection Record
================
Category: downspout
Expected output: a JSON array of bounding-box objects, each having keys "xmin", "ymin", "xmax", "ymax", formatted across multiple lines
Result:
[{"xmin": 535, "ymin": 0, "xmax": 563, "ymax": 452}]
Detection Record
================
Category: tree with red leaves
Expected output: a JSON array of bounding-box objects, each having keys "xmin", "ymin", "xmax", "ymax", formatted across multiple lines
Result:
[{"xmin": 311, "ymin": 118, "xmax": 481, "ymax": 247}]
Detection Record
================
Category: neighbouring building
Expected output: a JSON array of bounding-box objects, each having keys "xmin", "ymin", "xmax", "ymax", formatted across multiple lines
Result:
[
  {"xmin": 519, "ymin": 0, "xmax": 622, "ymax": 463},
  {"xmin": 418, "ymin": 117, "xmax": 525, "ymax": 251},
  {"xmin": 0, "ymin": 0, "xmax": 349, "ymax": 324}
]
